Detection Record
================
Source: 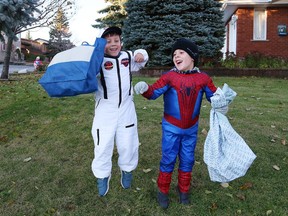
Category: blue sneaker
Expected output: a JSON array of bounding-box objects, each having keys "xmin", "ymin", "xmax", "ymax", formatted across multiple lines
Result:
[
  {"xmin": 121, "ymin": 170, "xmax": 133, "ymax": 189},
  {"xmin": 97, "ymin": 175, "xmax": 111, "ymax": 197}
]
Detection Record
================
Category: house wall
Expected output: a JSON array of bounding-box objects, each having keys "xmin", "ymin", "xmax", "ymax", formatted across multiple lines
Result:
[
  {"xmin": 21, "ymin": 38, "xmax": 49, "ymax": 57},
  {"xmin": 0, "ymin": 34, "xmax": 22, "ymax": 62},
  {"xmin": 236, "ymin": 7, "xmax": 288, "ymax": 59}
]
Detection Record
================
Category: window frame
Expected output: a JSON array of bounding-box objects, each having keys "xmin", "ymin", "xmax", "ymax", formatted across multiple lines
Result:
[{"xmin": 253, "ymin": 8, "xmax": 267, "ymax": 41}]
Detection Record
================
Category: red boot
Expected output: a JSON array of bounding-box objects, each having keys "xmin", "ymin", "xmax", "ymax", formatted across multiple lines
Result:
[
  {"xmin": 157, "ymin": 171, "xmax": 172, "ymax": 209},
  {"xmin": 177, "ymin": 170, "xmax": 192, "ymax": 204}
]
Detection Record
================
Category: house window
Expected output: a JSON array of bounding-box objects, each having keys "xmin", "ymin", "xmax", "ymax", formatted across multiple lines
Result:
[{"xmin": 253, "ymin": 8, "xmax": 267, "ymax": 40}]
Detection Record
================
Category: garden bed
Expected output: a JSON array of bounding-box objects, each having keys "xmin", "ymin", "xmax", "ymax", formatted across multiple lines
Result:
[{"xmin": 138, "ymin": 67, "xmax": 288, "ymax": 78}]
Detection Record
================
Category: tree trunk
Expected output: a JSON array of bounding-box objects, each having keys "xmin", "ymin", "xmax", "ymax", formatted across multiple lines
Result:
[{"xmin": 0, "ymin": 37, "xmax": 13, "ymax": 80}]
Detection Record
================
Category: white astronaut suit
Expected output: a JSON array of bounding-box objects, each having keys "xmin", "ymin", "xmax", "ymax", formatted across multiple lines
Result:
[{"xmin": 91, "ymin": 49, "xmax": 148, "ymax": 178}]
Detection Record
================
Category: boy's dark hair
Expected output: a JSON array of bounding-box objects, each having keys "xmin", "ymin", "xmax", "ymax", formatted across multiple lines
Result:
[{"xmin": 101, "ymin": 26, "xmax": 122, "ymax": 38}]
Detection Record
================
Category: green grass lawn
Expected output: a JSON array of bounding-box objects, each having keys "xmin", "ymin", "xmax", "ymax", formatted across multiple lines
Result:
[{"xmin": 0, "ymin": 73, "xmax": 287, "ymax": 216}]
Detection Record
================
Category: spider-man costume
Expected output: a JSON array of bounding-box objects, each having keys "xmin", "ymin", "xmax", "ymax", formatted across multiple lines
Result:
[{"xmin": 142, "ymin": 68, "xmax": 217, "ymax": 194}]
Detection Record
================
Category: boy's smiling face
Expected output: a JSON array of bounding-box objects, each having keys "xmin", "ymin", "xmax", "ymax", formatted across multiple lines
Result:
[
  {"xmin": 173, "ymin": 49, "xmax": 195, "ymax": 71},
  {"xmin": 104, "ymin": 34, "xmax": 121, "ymax": 57}
]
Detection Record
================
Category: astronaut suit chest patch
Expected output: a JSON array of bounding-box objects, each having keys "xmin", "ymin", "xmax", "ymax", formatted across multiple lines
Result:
[{"xmin": 104, "ymin": 61, "xmax": 113, "ymax": 70}]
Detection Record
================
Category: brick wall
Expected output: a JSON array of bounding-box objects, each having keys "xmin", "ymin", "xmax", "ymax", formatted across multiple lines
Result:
[{"xmin": 236, "ymin": 7, "xmax": 288, "ymax": 59}]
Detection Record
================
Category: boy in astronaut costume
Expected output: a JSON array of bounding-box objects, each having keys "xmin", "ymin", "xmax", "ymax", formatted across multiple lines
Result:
[
  {"xmin": 135, "ymin": 38, "xmax": 227, "ymax": 208},
  {"xmin": 91, "ymin": 26, "xmax": 149, "ymax": 197}
]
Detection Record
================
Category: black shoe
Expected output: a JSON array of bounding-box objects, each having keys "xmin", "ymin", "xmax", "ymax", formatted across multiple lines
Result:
[
  {"xmin": 177, "ymin": 186, "xmax": 190, "ymax": 205},
  {"xmin": 157, "ymin": 191, "xmax": 169, "ymax": 209}
]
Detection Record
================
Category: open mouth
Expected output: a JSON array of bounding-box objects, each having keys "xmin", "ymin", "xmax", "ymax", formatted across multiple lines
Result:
[
  {"xmin": 110, "ymin": 47, "xmax": 118, "ymax": 52},
  {"xmin": 176, "ymin": 59, "xmax": 183, "ymax": 65}
]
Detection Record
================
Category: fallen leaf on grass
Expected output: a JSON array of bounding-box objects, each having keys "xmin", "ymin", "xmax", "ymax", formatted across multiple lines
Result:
[
  {"xmin": 220, "ymin": 182, "xmax": 229, "ymax": 188},
  {"xmin": 273, "ymin": 134, "xmax": 280, "ymax": 139},
  {"xmin": 209, "ymin": 202, "xmax": 218, "ymax": 211},
  {"xmin": 143, "ymin": 168, "xmax": 152, "ymax": 173},
  {"xmin": 281, "ymin": 139, "xmax": 286, "ymax": 145},
  {"xmin": 272, "ymin": 165, "xmax": 280, "ymax": 171},
  {"xmin": 240, "ymin": 182, "xmax": 253, "ymax": 190},
  {"xmin": 152, "ymin": 179, "xmax": 156, "ymax": 183},
  {"xmin": 46, "ymin": 208, "xmax": 57, "ymax": 214},
  {"xmin": 205, "ymin": 190, "xmax": 212, "ymax": 194},
  {"xmin": 236, "ymin": 193, "xmax": 246, "ymax": 201},
  {"xmin": 270, "ymin": 139, "xmax": 276, "ymax": 143},
  {"xmin": 138, "ymin": 194, "xmax": 144, "ymax": 200},
  {"xmin": 64, "ymin": 203, "xmax": 76, "ymax": 211},
  {"xmin": 266, "ymin": 210, "xmax": 272, "ymax": 215},
  {"xmin": 225, "ymin": 193, "xmax": 233, "ymax": 198},
  {"xmin": 8, "ymin": 200, "xmax": 16, "ymax": 207},
  {"xmin": 271, "ymin": 125, "xmax": 276, "ymax": 128},
  {"xmin": 23, "ymin": 157, "xmax": 32, "ymax": 162},
  {"xmin": 269, "ymin": 134, "xmax": 280, "ymax": 142},
  {"xmin": 0, "ymin": 135, "xmax": 8, "ymax": 142},
  {"xmin": 201, "ymin": 128, "xmax": 208, "ymax": 135}
]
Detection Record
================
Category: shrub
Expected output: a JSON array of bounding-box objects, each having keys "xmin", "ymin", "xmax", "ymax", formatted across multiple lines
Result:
[{"xmin": 220, "ymin": 52, "xmax": 288, "ymax": 69}]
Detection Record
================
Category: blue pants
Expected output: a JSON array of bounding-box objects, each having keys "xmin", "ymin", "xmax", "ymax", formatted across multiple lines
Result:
[{"xmin": 160, "ymin": 118, "xmax": 198, "ymax": 173}]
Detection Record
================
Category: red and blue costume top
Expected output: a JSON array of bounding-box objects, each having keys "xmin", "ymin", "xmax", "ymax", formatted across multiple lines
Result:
[{"xmin": 142, "ymin": 68, "xmax": 217, "ymax": 129}]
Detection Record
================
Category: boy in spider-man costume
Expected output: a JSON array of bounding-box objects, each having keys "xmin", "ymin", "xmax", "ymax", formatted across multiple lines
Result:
[{"xmin": 135, "ymin": 38, "xmax": 227, "ymax": 209}]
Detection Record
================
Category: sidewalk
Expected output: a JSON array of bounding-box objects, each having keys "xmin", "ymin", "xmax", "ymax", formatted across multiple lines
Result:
[{"xmin": 0, "ymin": 63, "xmax": 35, "ymax": 76}]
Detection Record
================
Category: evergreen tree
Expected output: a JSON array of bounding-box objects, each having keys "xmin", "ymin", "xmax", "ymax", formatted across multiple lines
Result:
[
  {"xmin": 0, "ymin": 0, "xmax": 75, "ymax": 80},
  {"xmin": 123, "ymin": 0, "xmax": 225, "ymax": 67},
  {"xmin": 0, "ymin": 0, "xmax": 39, "ymax": 79},
  {"xmin": 48, "ymin": 7, "xmax": 74, "ymax": 58},
  {"xmin": 92, "ymin": 0, "xmax": 127, "ymax": 29}
]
